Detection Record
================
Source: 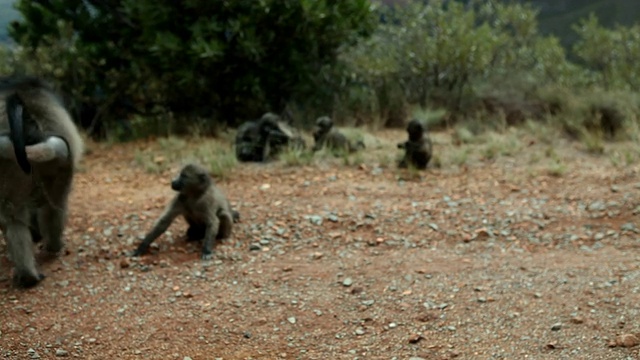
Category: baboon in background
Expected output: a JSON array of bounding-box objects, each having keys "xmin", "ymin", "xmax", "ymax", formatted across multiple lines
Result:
[
  {"xmin": 0, "ymin": 75, "xmax": 84, "ymax": 288},
  {"xmin": 397, "ymin": 119, "xmax": 432, "ymax": 170},
  {"xmin": 132, "ymin": 164, "xmax": 238, "ymax": 260},
  {"xmin": 312, "ymin": 116, "xmax": 365, "ymax": 154},
  {"xmin": 235, "ymin": 112, "xmax": 306, "ymax": 162}
]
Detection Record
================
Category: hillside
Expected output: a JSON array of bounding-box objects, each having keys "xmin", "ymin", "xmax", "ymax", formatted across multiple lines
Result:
[
  {"xmin": 0, "ymin": 0, "xmax": 18, "ymax": 44},
  {"xmin": 2, "ymin": 0, "xmax": 640, "ymax": 48}
]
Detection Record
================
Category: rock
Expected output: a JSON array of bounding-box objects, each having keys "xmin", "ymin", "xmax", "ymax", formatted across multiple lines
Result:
[
  {"xmin": 361, "ymin": 300, "xmax": 375, "ymax": 306},
  {"xmin": 551, "ymin": 322, "xmax": 562, "ymax": 331},
  {"xmin": 342, "ymin": 278, "xmax": 353, "ymax": 287},
  {"xmin": 621, "ymin": 223, "xmax": 637, "ymax": 233},
  {"xmin": 287, "ymin": 317, "xmax": 296, "ymax": 324},
  {"xmin": 570, "ymin": 316, "xmax": 584, "ymax": 324},
  {"xmin": 27, "ymin": 349, "xmax": 40, "ymax": 359},
  {"xmin": 587, "ymin": 201, "xmax": 606, "ymax": 212},
  {"xmin": 55, "ymin": 349, "xmax": 69, "ymax": 357},
  {"xmin": 354, "ymin": 327, "xmax": 365, "ymax": 335},
  {"xmin": 249, "ymin": 243, "xmax": 262, "ymax": 251},
  {"xmin": 408, "ymin": 333, "xmax": 424, "ymax": 344},
  {"xmin": 615, "ymin": 334, "xmax": 640, "ymax": 348}
]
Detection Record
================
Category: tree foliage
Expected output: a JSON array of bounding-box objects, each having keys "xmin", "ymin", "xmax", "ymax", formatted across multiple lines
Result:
[
  {"xmin": 9, "ymin": 0, "xmax": 376, "ymax": 136},
  {"xmin": 333, "ymin": 0, "xmax": 587, "ymax": 126},
  {"xmin": 573, "ymin": 13, "xmax": 640, "ymax": 90}
]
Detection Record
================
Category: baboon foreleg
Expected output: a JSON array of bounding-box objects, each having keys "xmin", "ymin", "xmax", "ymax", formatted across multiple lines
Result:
[
  {"xmin": 216, "ymin": 212, "xmax": 233, "ymax": 240},
  {"xmin": 5, "ymin": 221, "xmax": 43, "ymax": 288},
  {"xmin": 201, "ymin": 218, "xmax": 220, "ymax": 260},
  {"xmin": 132, "ymin": 208, "xmax": 179, "ymax": 257}
]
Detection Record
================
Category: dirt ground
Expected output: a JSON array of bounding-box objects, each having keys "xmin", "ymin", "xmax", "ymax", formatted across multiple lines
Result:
[{"xmin": 1, "ymin": 129, "xmax": 640, "ymax": 360}]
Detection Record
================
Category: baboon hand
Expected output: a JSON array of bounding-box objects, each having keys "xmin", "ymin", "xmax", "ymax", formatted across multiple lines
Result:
[{"xmin": 26, "ymin": 137, "xmax": 69, "ymax": 163}]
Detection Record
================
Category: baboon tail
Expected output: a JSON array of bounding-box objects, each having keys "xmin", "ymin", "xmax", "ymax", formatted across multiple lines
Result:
[{"xmin": 6, "ymin": 93, "xmax": 31, "ymax": 174}]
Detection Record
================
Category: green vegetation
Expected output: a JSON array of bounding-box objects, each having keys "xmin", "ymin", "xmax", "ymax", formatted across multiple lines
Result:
[{"xmin": 1, "ymin": 0, "xmax": 640, "ymax": 152}]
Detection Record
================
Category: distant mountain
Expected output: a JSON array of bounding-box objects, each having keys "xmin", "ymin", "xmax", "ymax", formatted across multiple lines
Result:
[
  {"xmin": 527, "ymin": 0, "xmax": 640, "ymax": 50},
  {"xmin": 1, "ymin": 0, "xmax": 640, "ymax": 49},
  {"xmin": 0, "ymin": 0, "xmax": 19, "ymax": 44}
]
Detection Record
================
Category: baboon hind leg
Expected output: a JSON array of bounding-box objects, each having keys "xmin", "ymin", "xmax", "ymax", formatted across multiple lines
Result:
[
  {"xmin": 216, "ymin": 211, "xmax": 234, "ymax": 241},
  {"xmin": 201, "ymin": 217, "xmax": 221, "ymax": 260},
  {"xmin": 38, "ymin": 204, "xmax": 67, "ymax": 255},
  {"xmin": 186, "ymin": 220, "xmax": 206, "ymax": 242},
  {"xmin": 6, "ymin": 220, "xmax": 43, "ymax": 288},
  {"xmin": 30, "ymin": 209, "xmax": 42, "ymax": 243}
]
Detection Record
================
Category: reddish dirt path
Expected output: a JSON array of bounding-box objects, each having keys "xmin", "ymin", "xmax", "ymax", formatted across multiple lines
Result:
[{"xmin": 1, "ymin": 135, "xmax": 640, "ymax": 359}]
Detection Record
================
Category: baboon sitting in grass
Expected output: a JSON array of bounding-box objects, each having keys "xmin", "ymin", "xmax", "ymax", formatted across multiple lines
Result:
[
  {"xmin": 235, "ymin": 112, "xmax": 306, "ymax": 162},
  {"xmin": 311, "ymin": 116, "xmax": 365, "ymax": 154},
  {"xmin": 397, "ymin": 119, "xmax": 432, "ymax": 170}
]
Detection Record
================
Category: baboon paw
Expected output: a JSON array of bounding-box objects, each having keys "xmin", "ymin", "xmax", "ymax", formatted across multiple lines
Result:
[
  {"xmin": 201, "ymin": 252, "xmax": 214, "ymax": 261},
  {"xmin": 131, "ymin": 248, "xmax": 146, "ymax": 257},
  {"xmin": 43, "ymin": 242, "xmax": 64, "ymax": 255},
  {"xmin": 13, "ymin": 272, "xmax": 45, "ymax": 288}
]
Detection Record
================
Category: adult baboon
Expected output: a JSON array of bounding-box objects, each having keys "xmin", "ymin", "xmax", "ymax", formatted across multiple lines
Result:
[
  {"xmin": 312, "ymin": 116, "xmax": 365, "ymax": 154},
  {"xmin": 235, "ymin": 112, "xmax": 306, "ymax": 162},
  {"xmin": 397, "ymin": 119, "xmax": 432, "ymax": 170},
  {"xmin": 0, "ymin": 75, "xmax": 84, "ymax": 288},
  {"xmin": 132, "ymin": 164, "xmax": 237, "ymax": 260}
]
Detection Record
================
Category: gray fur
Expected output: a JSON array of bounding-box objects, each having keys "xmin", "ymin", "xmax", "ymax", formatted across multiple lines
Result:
[
  {"xmin": 397, "ymin": 119, "xmax": 432, "ymax": 170},
  {"xmin": 0, "ymin": 76, "xmax": 84, "ymax": 288},
  {"xmin": 132, "ymin": 164, "xmax": 237, "ymax": 260},
  {"xmin": 312, "ymin": 116, "xmax": 364, "ymax": 154}
]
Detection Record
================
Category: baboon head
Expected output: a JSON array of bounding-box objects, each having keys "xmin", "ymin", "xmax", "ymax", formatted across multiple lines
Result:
[
  {"xmin": 171, "ymin": 164, "xmax": 211, "ymax": 195},
  {"xmin": 407, "ymin": 119, "xmax": 424, "ymax": 142},
  {"xmin": 259, "ymin": 117, "xmax": 290, "ymax": 147},
  {"xmin": 316, "ymin": 116, "xmax": 333, "ymax": 130},
  {"xmin": 260, "ymin": 112, "xmax": 281, "ymax": 123},
  {"xmin": 315, "ymin": 116, "xmax": 333, "ymax": 134}
]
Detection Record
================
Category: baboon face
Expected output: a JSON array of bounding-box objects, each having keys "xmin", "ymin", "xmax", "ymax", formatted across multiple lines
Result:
[
  {"xmin": 407, "ymin": 119, "xmax": 424, "ymax": 141},
  {"xmin": 260, "ymin": 119, "xmax": 290, "ymax": 146},
  {"xmin": 315, "ymin": 116, "xmax": 333, "ymax": 132},
  {"xmin": 259, "ymin": 119, "xmax": 280, "ymax": 136},
  {"xmin": 171, "ymin": 164, "xmax": 210, "ymax": 194},
  {"xmin": 260, "ymin": 112, "xmax": 281, "ymax": 123}
]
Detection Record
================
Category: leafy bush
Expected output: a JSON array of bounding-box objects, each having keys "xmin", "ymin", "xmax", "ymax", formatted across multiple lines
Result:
[{"xmin": 9, "ymin": 0, "xmax": 376, "ymax": 137}]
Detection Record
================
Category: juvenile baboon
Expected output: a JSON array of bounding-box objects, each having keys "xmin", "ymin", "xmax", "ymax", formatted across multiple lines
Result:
[
  {"xmin": 312, "ymin": 116, "xmax": 365, "ymax": 153},
  {"xmin": 397, "ymin": 119, "xmax": 432, "ymax": 170},
  {"xmin": 235, "ymin": 112, "xmax": 306, "ymax": 162},
  {"xmin": 0, "ymin": 75, "xmax": 84, "ymax": 288},
  {"xmin": 132, "ymin": 164, "xmax": 237, "ymax": 260}
]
